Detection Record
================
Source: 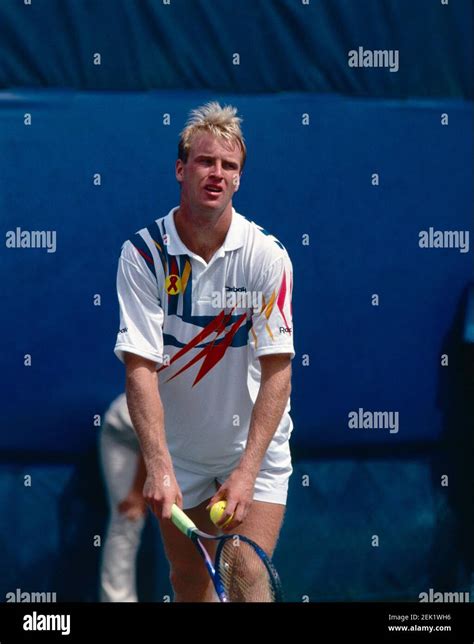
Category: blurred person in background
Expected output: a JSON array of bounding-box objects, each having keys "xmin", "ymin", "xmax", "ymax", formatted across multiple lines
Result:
[{"xmin": 99, "ymin": 393, "xmax": 147, "ymax": 602}]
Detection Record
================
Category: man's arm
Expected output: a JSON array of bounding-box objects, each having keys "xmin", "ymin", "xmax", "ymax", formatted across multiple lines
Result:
[
  {"xmin": 239, "ymin": 354, "xmax": 292, "ymax": 477},
  {"xmin": 124, "ymin": 352, "xmax": 182, "ymax": 519},
  {"xmin": 207, "ymin": 353, "xmax": 292, "ymax": 530}
]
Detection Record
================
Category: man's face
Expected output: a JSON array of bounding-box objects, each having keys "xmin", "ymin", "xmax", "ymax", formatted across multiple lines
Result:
[{"xmin": 176, "ymin": 132, "xmax": 242, "ymax": 212}]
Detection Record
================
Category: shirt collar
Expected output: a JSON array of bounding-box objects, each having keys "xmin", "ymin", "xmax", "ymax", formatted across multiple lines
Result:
[{"xmin": 163, "ymin": 206, "xmax": 245, "ymax": 256}]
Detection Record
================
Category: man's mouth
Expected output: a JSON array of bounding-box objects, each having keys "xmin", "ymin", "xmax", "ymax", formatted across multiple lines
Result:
[{"xmin": 204, "ymin": 185, "xmax": 223, "ymax": 194}]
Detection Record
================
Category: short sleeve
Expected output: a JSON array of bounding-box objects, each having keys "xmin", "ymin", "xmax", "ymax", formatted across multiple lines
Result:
[
  {"xmin": 251, "ymin": 253, "xmax": 294, "ymax": 358},
  {"xmin": 114, "ymin": 241, "xmax": 164, "ymax": 366}
]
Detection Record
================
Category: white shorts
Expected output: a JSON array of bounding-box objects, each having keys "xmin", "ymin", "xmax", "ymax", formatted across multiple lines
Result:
[{"xmin": 175, "ymin": 462, "xmax": 293, "ymax": 510}]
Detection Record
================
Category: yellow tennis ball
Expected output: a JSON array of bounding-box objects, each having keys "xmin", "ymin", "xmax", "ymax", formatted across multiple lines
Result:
[{"xmin": 210, "ymin": 500, "xmax": 233, "ymax": 528}]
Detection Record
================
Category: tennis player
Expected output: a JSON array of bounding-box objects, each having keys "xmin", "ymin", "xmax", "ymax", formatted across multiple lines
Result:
[{"xmin": 114, "ymin": 102, "xmax": 294, "ymax": 601}]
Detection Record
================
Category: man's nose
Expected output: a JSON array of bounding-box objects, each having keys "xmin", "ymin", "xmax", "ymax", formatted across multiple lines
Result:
[{"xmin": 210, "ymin": 160, "xmax": 223, "ymax": 177}]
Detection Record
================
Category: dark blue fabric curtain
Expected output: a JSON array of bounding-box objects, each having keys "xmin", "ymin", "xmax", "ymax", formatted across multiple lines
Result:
[{"xmin": 0, "ymin": 0, "xmax": 471, "ymax": 97}]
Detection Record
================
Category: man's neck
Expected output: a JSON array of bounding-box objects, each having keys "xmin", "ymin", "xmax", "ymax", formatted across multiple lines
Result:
[{"xmin": 173, "ymin": 202, "xmax": 233, "ymax": 263}]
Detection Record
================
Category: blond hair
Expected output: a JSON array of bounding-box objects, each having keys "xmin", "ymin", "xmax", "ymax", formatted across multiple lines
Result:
[{"xmin": 178, "ymin": 101, "xmax": 246, "ymax": 169}]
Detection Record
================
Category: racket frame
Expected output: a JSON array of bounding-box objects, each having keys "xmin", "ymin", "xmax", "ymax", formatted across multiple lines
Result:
[
  {"xmin": 215, "ymin": 535, "xmax": 284, "ymax": 602},
  {"xmin": 170, "ymin": 504, "xmax": 284, "ymax": 603}
]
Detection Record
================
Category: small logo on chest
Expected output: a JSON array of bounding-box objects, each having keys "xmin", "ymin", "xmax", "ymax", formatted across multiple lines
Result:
[
  {"xmin": 165, "ymin": 274, "xmax": 182, "ymax": 294},
  {"xmin": 225, "ymin": 285, "xmax": 247, "ymax": 292}
]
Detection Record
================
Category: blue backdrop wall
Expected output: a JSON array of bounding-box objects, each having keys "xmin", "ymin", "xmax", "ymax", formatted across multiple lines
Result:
[{"xmin": 1, "ymin": 90, "xmax": 471, "ymax": 453}]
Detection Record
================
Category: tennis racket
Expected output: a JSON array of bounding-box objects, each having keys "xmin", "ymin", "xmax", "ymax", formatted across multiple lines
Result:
[{"xmin": 170, "ymin": 503, "xmax": 284, "ymax": 602}]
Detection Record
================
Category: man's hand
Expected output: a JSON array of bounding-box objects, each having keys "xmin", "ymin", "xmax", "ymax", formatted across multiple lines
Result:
[
  {"xmin": 143, "ymin": 456, "xmax": 183, "ymax": 521},
  {"xmin": 118, "ymin": 490, "xmax": 147, "ymax": 521},
  {"xmin": 206, "ymin": 466, "xmax": 257, "ymax": 532}
]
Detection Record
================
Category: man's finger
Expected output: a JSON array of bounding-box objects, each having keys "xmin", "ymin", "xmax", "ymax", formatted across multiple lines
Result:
[
  {"xmin": 162, "ymin": 499, "xmax": 173, "ymax": 520},
  {"xmin": 223, "ymin": 501, "xmax": 249, "ymax": 531},
  {"xmin": 220, "ymin": 498, "xmax": 238, "ymax": 526},
  {"xmin": 206, "ymin": 490, "xmax": 225, "ymax": 511}
]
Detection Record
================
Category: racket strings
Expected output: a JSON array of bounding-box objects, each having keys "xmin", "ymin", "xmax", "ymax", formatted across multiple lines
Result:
[{"xmin": 217, "ymin": 539, "xmax": 276, "ymax": 602}]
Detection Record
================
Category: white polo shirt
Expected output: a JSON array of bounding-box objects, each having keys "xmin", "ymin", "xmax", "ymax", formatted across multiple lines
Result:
[{"xmin": 114, "ymin": 206, "xmax": 294, "ymax": 475}]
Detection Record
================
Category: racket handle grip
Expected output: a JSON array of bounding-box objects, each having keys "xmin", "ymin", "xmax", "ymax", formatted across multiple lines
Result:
[{"xmin": 171, "ymin": 504, "xmax": 197, "ymax": 537}]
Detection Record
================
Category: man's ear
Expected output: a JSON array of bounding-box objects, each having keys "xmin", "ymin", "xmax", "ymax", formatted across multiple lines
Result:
[
  {"xmin": 232, "ymin": 173, "xmax": 241, "ymax": 192},
  {"xmin": 176, "ymin": 159, "xmax": 184, "ymax": 184}
]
